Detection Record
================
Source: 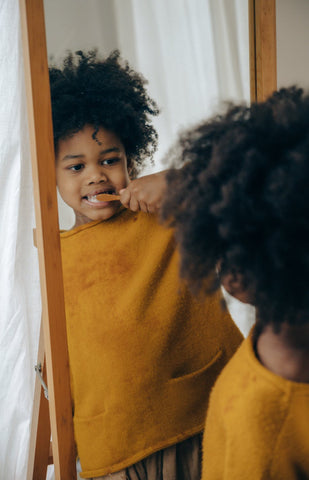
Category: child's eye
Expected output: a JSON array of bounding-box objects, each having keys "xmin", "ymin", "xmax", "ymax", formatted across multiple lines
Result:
[
  {"xmin": 101, "ymin": 157, "xmax": 120, "ymax": 166},
  {"xmin": 69, "ymin": 164, "xmax": 84, "ymax": 172}
]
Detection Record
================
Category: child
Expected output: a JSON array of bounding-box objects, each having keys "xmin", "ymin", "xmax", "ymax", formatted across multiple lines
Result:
[
  {"xmin": 161, "ymin": 86, "xmax": 309, "ymax": 479},
  {"xmin": 49, "ymin": 50, "xmax": 243, "ymax": 479}
]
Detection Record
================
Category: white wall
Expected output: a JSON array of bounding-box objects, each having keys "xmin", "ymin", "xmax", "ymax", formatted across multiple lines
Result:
[{"xmin": 276, "ymin": 0, "xmax": 309, "ymax": 89}]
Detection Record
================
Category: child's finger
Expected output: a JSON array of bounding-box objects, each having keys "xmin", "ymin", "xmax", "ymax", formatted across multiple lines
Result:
[
  {"xmin": 147, "ymin": 204, "xmax": 157, "ymax": 214},
  {"xmin": 119, "ymin": 188, "xmax": 131, "ymax": 208},
  {"xmin": 139, "ymin": 200, "xmax": 148, "ymax": 213},
  {"xmin": 129, "ymin": 196, "xmax": 140, "ymax": 212}
]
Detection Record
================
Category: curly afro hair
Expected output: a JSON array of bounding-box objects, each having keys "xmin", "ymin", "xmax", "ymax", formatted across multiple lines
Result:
[
  {"xmin": 161, "ymin": 87, "xmax": 309, "ymax": 330},
  {"xmin": 49, "ymin": 49, "xmax": 159, "ymax": 177}
]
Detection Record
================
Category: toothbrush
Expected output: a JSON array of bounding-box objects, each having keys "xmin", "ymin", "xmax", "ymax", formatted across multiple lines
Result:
[{"xmin": 96, "ymin": 193, "xmax": 121, "ymax": 201}]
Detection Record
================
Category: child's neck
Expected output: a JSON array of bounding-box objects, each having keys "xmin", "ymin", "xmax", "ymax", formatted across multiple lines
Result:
[{"xmin": 256, "ymin": 322, "xmax": 309, "ymax": 383}]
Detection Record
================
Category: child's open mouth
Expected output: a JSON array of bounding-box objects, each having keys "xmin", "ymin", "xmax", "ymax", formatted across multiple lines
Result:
[{"xmin": 82, "ymin": 190, "xmax": 119, "ymax": 204}]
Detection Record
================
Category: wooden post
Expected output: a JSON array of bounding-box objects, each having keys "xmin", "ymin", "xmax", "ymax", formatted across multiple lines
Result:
[
  {"xmin": 27, "ymin": 324, "xmax": 51, "ymax": 480},
  {"xmin": 19, "ymin": 0, "xmax": 76, "ymax": 478},
  {"xmin": 249, "ymin": 0, "xmax": 277, "ymax": 102}
]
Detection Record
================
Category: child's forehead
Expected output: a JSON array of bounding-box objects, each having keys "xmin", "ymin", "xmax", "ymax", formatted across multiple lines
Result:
[
  {"xmin": 59, "ymin": 125, "xmax": 124, "ymax": 148},
  {"xmin": 56, "ymin": 125, "xmax": 125, "ymax": 157}
]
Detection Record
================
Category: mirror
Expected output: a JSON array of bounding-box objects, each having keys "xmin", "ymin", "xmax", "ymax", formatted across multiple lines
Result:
[
  {"xmin": 40, "ymin": 2, "xmax": 254, "ymax": 478},
  {"xmin": 43, "ymin": 0, "xmax": 251, "ymax": 229}
]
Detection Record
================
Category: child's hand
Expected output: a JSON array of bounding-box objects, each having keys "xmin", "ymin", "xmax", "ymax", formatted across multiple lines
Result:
[{"xmin": 119, "ymin": 170, "xmax": 168, "ymax": 213}]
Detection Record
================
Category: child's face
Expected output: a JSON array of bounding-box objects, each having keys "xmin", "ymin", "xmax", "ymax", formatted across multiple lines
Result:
[{"xmin": 55, "ymin": 125, "xmax": 130, "ymax": 227}]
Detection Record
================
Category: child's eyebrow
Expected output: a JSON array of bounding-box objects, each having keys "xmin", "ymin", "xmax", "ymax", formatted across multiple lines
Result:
[
  {"xmin": 60, "ymin": 147, "xmax": 121, "ymax": 162},
  {"xmin": 61, "ymin": 154, "xmax": 84, "ymax": 162},
  {"xmin": 98, "ymin": 147, "xmax": 121, "ymax": 155}
]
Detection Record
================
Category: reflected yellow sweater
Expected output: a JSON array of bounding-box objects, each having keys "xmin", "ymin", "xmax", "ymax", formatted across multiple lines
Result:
[
  {"xmin": 202, "ymin": 333, "xmax": 309, "ymax": 479},
  {"xmin": 60, "ymin": 209, "xmax": 243, "ymax": 479}
]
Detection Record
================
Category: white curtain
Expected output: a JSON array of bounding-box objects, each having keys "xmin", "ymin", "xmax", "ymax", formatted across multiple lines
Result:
[
  {"xmin": 113, "ymin": 0, "xmax": 250, "ymax": 170},
  {"xmin": 0, "ymin": 1, "xmax": 41, "ymax": 479},
  {"xmin": 0, "ymin": 1, "xmax": 254, "ymax": 478}
]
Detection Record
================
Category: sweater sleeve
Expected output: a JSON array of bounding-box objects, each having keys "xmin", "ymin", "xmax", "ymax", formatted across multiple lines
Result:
[
  {"xmin": 270, "ymin": 389, "xmax": 309, "ymax": 479},
  {"xmin": 202, "ymin": 336, "xmax": 309, "ymax": 480}
]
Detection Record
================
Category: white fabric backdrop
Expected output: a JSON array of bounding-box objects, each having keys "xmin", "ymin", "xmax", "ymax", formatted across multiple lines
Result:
[
  {"xmin": 0, "ymin": 1, "xmax": 254, "ymax": 478},
  {"xmin": 0, "ymin": 1, "xmax": 42, "ymax": 478}
]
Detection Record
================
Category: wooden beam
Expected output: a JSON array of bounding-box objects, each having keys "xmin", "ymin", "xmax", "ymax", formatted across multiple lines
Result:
[
  {"xmin": 249, "ymin": 0, "xmax": 277, "ymax": 102},
  {"xmin": 19, "ymin": 0, "xmax": 76, "ymax": 478}
]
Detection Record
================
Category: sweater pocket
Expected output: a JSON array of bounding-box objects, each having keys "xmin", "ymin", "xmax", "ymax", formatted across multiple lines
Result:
[
  {"xmin": 160, "ymin": 349, "xmax": 225, "ymax": 442},
  {"xmin": 167, "ymin": 348, "xmax": 223, "ymax": 384},
  {"xmin": 164, "ymin": 349, "xmax": 224, "ymax": 423}
]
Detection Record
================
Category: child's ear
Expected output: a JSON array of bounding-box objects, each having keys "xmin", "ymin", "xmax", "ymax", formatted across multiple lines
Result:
[{"xmin": 221, "ymin": 271, "xmax": 252, "ymax": 304}]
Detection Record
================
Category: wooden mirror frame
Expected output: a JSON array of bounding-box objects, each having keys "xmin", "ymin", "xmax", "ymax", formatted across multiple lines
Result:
[
  {"xmin": 249, "ymin": 0, "xmax": 277, "ymax": 101},
  {"xmin": 19, "ymin": 0, "xmax": 277, "ymax": 478},
  {"xmin": 19, "ymin": 0, "xmax": 76, "ymax": 478}
]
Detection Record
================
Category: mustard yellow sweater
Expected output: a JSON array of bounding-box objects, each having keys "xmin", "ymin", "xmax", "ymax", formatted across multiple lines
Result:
[
  {"xmin": 60, "ymin": 209, "xmax": 243, "ymax": 479},
  {"xmin": 202, "ymin": 333, "xmax": 309, "ymax": 479}
]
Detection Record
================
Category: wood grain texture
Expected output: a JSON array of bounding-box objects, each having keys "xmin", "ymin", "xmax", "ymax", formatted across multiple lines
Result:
[
  {"xmin": 26, "ymin": 325, "xmax": 50, "ymax": 480},
  {"xmin": 19, "ymin": 0, "xmax": 76, "ymax": 478},
  {"xmin": 249, "ymin": 0, "xmax": 277, "ymax": 102}
]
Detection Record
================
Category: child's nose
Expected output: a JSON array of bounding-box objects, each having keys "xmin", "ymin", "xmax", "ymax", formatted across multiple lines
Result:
[{"xmin": 87, "ymin": 167, "xmax": 108, "ymax": 185}]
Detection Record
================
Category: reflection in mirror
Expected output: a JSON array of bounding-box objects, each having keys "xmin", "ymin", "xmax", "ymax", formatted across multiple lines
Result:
[{"xmin": 43, "ymin": 2, "xmax": 253, "ymax": 479}]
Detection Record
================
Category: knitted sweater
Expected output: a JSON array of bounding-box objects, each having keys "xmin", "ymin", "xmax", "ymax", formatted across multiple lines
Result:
[
  {"xmin": 202, "ymin": 333, "xmax": 309, "ymax": 479},
  {"xmin": 60, "ymin": 209, "xmax": 243, "ymax": 479}
]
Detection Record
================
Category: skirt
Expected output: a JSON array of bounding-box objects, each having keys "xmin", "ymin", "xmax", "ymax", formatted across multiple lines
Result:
[{"xmin": 79, "ymin": 433, "xmax": 203, "ymax": 480}]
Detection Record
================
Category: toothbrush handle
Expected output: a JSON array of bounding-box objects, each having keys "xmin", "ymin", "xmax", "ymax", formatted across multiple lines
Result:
[{"xmin": 96, "ymin": 193, "xmax": 121, "ymax": 201}]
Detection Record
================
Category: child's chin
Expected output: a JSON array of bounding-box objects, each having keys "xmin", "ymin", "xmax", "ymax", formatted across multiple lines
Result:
[
  {"xmin": 74, "ymin": 204, "xmax": 122, "ymax": 226},
  {"xmin": 93, "ymin": 207, "xmax": 120, "ymax": 222}
]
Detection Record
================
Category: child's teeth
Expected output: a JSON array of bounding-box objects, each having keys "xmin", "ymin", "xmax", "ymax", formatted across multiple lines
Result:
[{"xmin": 88, "ymin": 195, "xmax": 100, "ymax": 203}]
